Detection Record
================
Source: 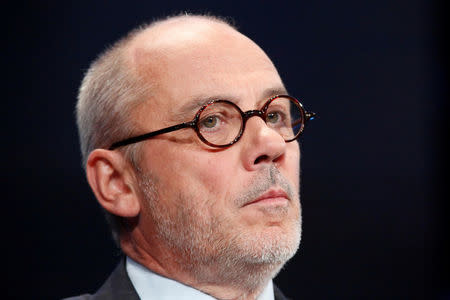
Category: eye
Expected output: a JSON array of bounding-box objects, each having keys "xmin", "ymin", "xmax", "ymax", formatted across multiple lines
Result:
[
  {"xmin": 200, "ymin": 115, "xmax": 220, "ymax": 129},
  {"xmin": 266, "ymin": 111, "xmax": 282, "ymax": 124}
]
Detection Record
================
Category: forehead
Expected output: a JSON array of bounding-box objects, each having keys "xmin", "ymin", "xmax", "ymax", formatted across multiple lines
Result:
[{"xmin": 128, "ymin": 19, "xmax": 285, "ymax": 124}]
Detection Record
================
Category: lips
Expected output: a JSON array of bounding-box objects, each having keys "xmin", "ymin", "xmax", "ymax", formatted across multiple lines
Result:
[{"xmin": 243, "ymin": 188, "xmax": 289, "ymax": 207}]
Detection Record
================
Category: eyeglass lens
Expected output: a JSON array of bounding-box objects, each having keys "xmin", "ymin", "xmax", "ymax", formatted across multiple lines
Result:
[{"xmin": 197, "ymin": 96, "xmax": 303, "ymax": 147}]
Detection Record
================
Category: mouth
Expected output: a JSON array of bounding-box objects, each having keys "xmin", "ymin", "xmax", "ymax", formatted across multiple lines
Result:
[{"xmin": 242, "ymin": 188, "xmax": 290, "ymax": 207}]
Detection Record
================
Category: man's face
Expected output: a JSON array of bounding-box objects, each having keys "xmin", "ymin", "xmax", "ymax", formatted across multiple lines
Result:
[{"xmin": 129, "ymin": 23, "xmax": 301, "ymax": 281}]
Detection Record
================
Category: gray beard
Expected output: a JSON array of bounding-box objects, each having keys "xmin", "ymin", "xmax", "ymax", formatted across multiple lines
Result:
[{"xmin": 137, "ymin": 165, "xmax": 301, "ymax": 292}]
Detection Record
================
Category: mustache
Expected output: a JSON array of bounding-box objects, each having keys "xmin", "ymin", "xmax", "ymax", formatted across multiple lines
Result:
[{"xmin": 234, "ymin": 166, "xmax": 295, "ymax": 207}]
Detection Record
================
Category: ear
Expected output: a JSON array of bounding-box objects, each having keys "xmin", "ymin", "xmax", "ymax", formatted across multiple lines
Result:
[{"xmin": 86, "ymin": 149, "xmax": 140, "ymax": 218}]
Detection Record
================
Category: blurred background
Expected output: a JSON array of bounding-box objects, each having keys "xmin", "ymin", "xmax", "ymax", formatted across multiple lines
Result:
[{"xmin": 5, "ymin": 1, "xmax": 448, "ymax": 299}]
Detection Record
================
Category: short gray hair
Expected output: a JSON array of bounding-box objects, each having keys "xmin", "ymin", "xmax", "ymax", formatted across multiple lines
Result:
[
  {"xmin": 76, "ymin": 13, "xmax": 236, "ymax": 246},
  {"xmin": 77, "ymin": 30, "xmax": 147, "ymax": 167}
]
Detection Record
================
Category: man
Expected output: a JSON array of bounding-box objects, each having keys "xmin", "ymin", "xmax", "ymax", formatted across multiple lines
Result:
[{"xmin": 66, "ymin": 13, "xmax": 315, "ymax": 300}]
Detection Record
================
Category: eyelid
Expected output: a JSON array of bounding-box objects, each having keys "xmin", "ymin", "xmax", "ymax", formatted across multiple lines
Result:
[{"xmin": 178, "ymin": 96, "xmax": 241, "ymax": 118}]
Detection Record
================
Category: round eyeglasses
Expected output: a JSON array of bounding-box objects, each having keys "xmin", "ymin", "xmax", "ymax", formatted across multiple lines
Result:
[{"xmin": 109, "ymin": 95, "xmax": 316, "ymax": 150}]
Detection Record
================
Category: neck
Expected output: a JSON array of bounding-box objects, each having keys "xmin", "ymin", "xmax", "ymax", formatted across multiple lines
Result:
[{"xmin": 120, "ymin": 230, "xmax": 279, "ymax": 299}]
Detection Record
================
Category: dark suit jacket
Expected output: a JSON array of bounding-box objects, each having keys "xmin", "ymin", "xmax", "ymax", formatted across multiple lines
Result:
[{"xmin": 63, "ymin": 259, "xmax": 290, "ymax": 300}]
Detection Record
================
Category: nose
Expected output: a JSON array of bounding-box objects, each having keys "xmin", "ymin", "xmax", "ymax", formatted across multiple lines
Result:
[{"xmin": 240, "ymin": 116, "xmax": 287, "ymax": 171}]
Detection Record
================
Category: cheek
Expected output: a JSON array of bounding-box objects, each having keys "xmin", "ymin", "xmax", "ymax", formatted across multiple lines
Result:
[
  {"xmin": 149, "ymin": 147, "xmax": 236, "ymax": 204},
  {"xmin": 192, "ymin": 155, "xmax": 237, "ymax": 201}
]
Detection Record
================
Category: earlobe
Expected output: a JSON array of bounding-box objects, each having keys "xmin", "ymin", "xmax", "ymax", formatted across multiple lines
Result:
[{"xmin": 86, "ymin": 149, "xmax": 140, "ymax": 218}]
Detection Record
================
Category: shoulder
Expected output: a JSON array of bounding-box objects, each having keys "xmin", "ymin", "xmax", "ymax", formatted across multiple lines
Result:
[
  {"xmin": 62, "ymin": 259, "xmax": 139, "ymax": 300},
  {"xmin": 274, "ymin": 283, "xmax": 292, "ymax": 300}
]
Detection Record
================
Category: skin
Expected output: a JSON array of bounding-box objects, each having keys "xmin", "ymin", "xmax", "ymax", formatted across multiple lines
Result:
[{"xmin": 86, "ymin": 17, "xmax": 301, "ymax": 300}]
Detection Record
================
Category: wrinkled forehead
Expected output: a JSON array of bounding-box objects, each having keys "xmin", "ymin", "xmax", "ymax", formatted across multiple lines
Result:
[{"xmin": 126, "ymin": 19, "xmax": 285, "ymax": 126}]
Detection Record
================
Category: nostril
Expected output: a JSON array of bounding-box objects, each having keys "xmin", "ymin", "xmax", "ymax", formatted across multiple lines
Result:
[{"xmin": 254, "ymin": 155, "xmax": 269, "ymax": 165}]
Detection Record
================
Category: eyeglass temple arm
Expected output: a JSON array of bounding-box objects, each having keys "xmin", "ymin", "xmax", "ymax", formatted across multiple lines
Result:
[
  {"xmin": 306, "ymin": 111, "xmax": 316, "ymax": 122},
  {"xmin": 291, "ymin": 111, "xmax": 316, "ymax": 127},
  {"xmin": 109, "ymin": 121, "xmax": 195, "ymax": 150}
]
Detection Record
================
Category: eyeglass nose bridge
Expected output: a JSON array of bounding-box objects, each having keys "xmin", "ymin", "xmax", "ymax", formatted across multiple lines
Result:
[
  {"xmin": 242, "ymin": 109, "xmax": 265, "ymax": 122},
  {"xmin": 240, "ymin": 109, "xmax": 276, "ymax": 136}
]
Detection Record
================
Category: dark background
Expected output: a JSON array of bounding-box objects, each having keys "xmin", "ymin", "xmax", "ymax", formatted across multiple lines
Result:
[{"xmin": 5, "ymin": 1, "xmax": 448, "ymax": 299}]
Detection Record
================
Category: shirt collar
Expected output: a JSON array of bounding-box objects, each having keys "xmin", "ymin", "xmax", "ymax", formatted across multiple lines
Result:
[{"xmin": 126, "ymin": 256, "xmax": 274, "ymax": 300}]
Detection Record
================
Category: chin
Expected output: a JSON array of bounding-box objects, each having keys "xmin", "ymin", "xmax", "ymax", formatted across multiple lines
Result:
[
  {"xmin": 207, "ymin": 217, "xmax": 302, "ymax": 291},
  {"xmin": 245, "ymin": 217, "xmax": 301, "ymax": 264}
]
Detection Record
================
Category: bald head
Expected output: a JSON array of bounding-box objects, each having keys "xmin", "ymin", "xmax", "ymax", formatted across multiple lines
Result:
[{"xmin": 125, "ymin": 15, "xmax": 277, "ymax": 100}]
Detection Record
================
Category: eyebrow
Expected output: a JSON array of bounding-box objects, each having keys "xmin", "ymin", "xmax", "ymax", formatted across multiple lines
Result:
[
  {"xmin": 260, "ymin": 86, "xmax": 289, "ymax": 102},
  {"xmin": 171, "ymin": 93, "xmax": 239, "ymax": 122},
  {"xmin": 171, "ymin": 86, "xmax": 289, "ymax": 122}
]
